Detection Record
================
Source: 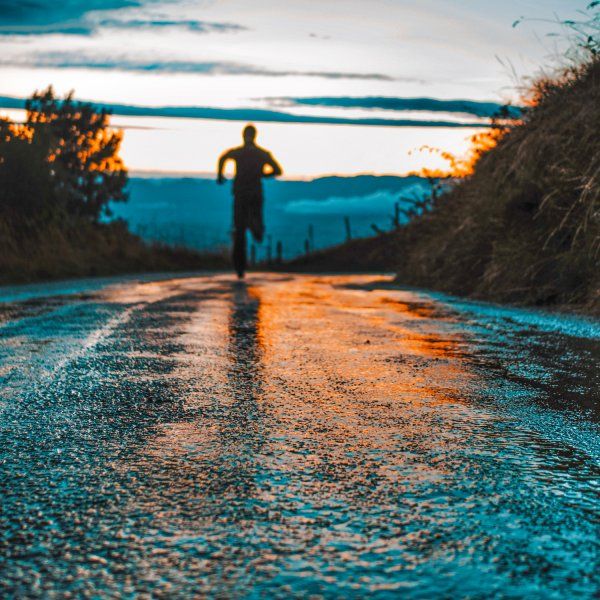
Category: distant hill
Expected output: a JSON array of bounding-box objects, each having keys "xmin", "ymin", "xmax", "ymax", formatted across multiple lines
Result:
[{"xmin": 111, "ymin": 175, "xmax": 429, "ymax": 259}]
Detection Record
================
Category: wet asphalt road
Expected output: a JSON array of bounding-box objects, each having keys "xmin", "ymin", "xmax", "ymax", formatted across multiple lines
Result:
[{"xmin": 0, "ymin": 273, "xmax": 598, "ymax": 599}]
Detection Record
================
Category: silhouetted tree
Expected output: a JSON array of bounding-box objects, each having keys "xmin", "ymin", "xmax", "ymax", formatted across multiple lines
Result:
[
  {"xmin": 0, "ymin": 118, "xmax": 54, "ymax": 221},
  {"xmin": 0, "ymin": 86, "xmax": 128, "ymax": 224}
]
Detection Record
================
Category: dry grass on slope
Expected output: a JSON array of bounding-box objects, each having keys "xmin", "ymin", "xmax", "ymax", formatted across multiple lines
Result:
[{"xmin": 396, "ymin": 58, "xmax": 599, "ymax": 309}]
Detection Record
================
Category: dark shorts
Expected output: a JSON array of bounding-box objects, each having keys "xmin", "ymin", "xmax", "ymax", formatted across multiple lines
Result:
[{"xmin": 233, "ymin": 187, "xmax": 264, "ymax": 243}]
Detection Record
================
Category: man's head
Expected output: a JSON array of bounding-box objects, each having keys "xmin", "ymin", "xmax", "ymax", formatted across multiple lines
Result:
[{"xmin": 243, "ymin": 124, "xmax": 257, "ymax": 144}]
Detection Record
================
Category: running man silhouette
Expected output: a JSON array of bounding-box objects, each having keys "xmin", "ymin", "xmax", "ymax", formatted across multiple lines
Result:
[{"xmin": 217, "ymin": 124, "xmax": 283, "ymax": 278}]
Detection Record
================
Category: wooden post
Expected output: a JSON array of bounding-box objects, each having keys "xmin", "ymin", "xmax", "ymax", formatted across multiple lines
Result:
[
  {"xmin": 304, "ymin": 239, "xmax": 310, "ymax": 256},
  {"xmin": 250, "ymin": 243, "xmax": 256, "ymax": 266},
  {"xmin": 344, "ymin": 216, "xmax": 352, "ymax": 242},
  {"xmin": 276, "ymin": 241, "xmax": 283, "ymax": 264}
]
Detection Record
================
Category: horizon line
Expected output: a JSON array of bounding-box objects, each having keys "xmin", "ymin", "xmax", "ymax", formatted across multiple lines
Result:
[{"xmin": 129, "ymin": 169, "xmax": 427, "ymax": 180}]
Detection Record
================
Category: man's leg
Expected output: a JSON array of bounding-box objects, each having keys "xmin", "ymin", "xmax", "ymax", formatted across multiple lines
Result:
[
  {"xmin": 248, "ymin": 192, "xmax": 264, "ymax": 244},
  {"xmin": 232, "ymin": 195, "xmax": 247, "ymax": 279},
  {"xmin": 232, "ymin": 225, "xmax": 247, "ymax": 279}
]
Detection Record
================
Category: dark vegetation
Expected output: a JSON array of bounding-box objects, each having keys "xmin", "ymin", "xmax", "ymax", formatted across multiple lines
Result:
[
  {"xmin": 0, "ymin": 87, "xmax": 226, "ymax": 283},
  {"xmin": 292, "ymin": 35, "xmax": 600, "ymax": 313}
]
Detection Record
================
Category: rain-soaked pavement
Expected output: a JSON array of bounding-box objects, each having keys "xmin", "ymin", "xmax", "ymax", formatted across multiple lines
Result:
[{"xmin": 0, "ymin": 273, "xmax": 598, "ymax": 598}]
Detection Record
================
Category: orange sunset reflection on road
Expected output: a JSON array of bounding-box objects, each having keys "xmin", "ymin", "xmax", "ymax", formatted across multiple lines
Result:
[{"xmin": 113, "ymin": 274, "xmax": 507, "ymax": 591}]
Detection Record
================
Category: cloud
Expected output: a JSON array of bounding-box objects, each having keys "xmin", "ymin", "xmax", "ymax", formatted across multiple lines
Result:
[
  {"xmin": 0, "ymin": 22, "xmax": 95, "ymax": 36},
  {"xmin": 0, "ymin": 18, "xmax": 246, "ymax": 37},
  {"xmin": 0, "ymin": 1, "xmax": 246, "ymax": 36},
  {"xmin": 284, "ymin": 189, "xmax": 426, "ymax": 217},
  {"xmin": 0, "ymin": 1, "xmax": 142, "ymax": 26},
  {"xmin": 98, "ymin": 18, "xmax": 246, "ymax": 33},
  {"xmin": 269, "ymin": 96, "xmax": 522, "ymax": 118},
  {"xmin": 0, "ymin": 52, "xmax": 395, "ymax": 81},
  {"xmin": 0, "ymin": 95, "xmax": 488, "ymax": 128}
]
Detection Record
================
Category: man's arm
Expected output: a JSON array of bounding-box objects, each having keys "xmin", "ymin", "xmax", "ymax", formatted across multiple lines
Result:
[
  {"xmin": 217, "ymin": 149, "xmax": 234, "ymax": 184},
  {"xmin": 263, "ymin": 152, "xmax": 283, "ymax": 178}
]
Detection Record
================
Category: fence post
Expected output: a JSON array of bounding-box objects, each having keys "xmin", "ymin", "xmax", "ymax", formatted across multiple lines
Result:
[
  {"xmin": 344, "ymin": 216, "xmax": 352, "ymax": 242},
  {"xmin": 276, "ymin": 241, "xmax": 283, "ymax": 264}
]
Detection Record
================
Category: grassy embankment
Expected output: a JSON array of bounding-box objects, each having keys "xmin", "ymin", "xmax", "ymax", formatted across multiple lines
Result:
[
  {"xmin": 0, "ymin": 86, "xmax": 229, "ymax": 285},
  {"xmin": 0, "ymin": 218, "xmax": 228, "ymax": 284},
  {"xmin": 290, "ymin": 58, "xmax": 600, "ymax": 313}
]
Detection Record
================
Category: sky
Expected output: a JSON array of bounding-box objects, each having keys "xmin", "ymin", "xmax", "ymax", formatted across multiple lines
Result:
[{"xmin": 0, "ymin": 0, "xmax": 590, "ymax": 177}]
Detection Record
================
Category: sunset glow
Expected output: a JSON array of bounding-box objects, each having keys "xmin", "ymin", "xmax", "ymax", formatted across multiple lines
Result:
[{"xmin": 0, "ymin": 0, "xmax": 588, "ymax": 177}]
